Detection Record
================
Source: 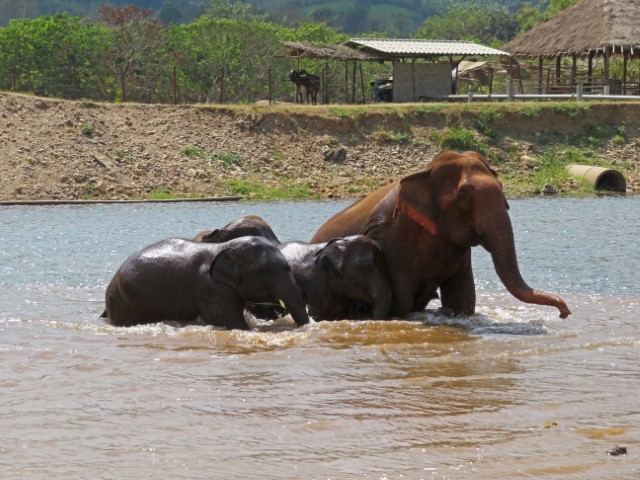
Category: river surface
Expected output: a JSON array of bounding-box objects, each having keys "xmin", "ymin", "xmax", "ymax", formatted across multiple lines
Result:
[{"xmin": 1, "ymin": 196, "xmax": 638, "ymax": 479}]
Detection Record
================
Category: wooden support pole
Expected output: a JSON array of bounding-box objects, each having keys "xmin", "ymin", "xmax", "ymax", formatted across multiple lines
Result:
[
  {"xmin": 345, "ymin": 61, "xmax": 349, "ymax": 103},
  {"xmin": 359, "ymin": 62, "xmax": 365, "ymax": 104},
  {"xmin": 538, "ymin": 56, "xmax": 543, "ymax": 94},
  {"xmin": 219, "ymin": 65, "xmax": 225, "ymax": 104},
  {"xmin": 623, "ymin": 50, "xmax": 628, "ymax": 94},
  {"xmin": 351, "ymin": 61, "xmax": 356, "ymax": 104},
  {"xmin": 604, "ymin": 46, "xmax": 610, "ymax": 86},
  {"xmin": 323, "ymin": 62, "xmax": 329, "ymax": 104},
  {"xmin": 268, "ymin": 66, "xmax": 272, "ymax": 105},
  {"xmin": 172, "ymin": 65, "xmax": 177, "ymax": 104}
]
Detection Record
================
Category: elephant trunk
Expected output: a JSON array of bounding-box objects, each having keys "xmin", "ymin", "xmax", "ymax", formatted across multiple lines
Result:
[
  {"xmin": 276, "ymin": 278, "xmax": 310, "ymax": 326},
  {"xmin": 479, "ymin": 207, "xmax": 571, "ymax": 319}
]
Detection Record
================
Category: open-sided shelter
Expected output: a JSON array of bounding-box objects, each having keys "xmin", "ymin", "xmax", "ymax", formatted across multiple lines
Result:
[
  {"xmin": 283, "ymin": 39, "xmax": 509, "ymax": 103},
  {"xmin": 501, "ymin": 0, "xmax": 640, "ymax": 94}
]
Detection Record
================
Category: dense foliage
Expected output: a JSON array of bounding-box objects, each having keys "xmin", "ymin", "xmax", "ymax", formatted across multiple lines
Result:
[
  {"xmin": 2, "ymin": 0, "xmax": 539, "ymax": 35},
  {"xmin": 0, "ymin": 7, "xmax": 358, "ymax": 103},
  {"xmin": 0, "ymin": 1, "xmax": 581, "ymax": 103}
]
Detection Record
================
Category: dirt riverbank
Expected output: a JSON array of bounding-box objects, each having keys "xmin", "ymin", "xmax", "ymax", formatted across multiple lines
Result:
[{"xmin": 1, "ymin": 91, "xmax": 639, "ymax": 201}]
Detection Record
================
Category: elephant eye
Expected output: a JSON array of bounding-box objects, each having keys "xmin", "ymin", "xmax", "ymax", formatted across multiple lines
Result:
[{"xmin": 454, "ymin": 186, "xmax": 473, "ymax": 212}]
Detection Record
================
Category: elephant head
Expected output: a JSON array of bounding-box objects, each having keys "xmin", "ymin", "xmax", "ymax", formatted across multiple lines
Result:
[
  {"xmin": 394, "ymin": 150, "xmax": 571, "ymax": 318},
  {"xmin": 194, "ymin": 215, "xmax": 281, "ymax": 245},
  {"xmin": 209, "ymin": 237, "xmax": 309, "ymax": 326},
  {"xmin": 313, "ymin": 235, "xmax": 391, "ymax": 320}
]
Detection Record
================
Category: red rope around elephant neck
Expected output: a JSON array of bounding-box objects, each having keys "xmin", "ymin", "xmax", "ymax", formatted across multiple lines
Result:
[{"xmin": 395, "ymin": 198, "xmax": 437, "ymax": 236}]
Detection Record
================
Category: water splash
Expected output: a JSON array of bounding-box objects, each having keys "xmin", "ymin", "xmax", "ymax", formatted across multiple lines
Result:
[{"xmin": 410, "ymin": 308, "xmax": 551, "ymax": 336}]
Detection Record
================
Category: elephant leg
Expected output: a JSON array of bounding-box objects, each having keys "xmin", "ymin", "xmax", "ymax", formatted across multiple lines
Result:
[
  {"xmin": 439, "ymin": 257, "xmax": 476, "ymax": 316},
  {"xmin": 222, "ymin": 311, "xmax": 251, "ymax": 330},
  {"xmin": 389, "ymin": 275, "xmax": 418, "ymax": 318},
  {"xmin": 200, "ymin": 295, "xmax": 250, "ymax": 330}
]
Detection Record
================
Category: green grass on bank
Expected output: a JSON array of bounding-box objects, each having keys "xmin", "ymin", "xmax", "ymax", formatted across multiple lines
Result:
[{"xmin": 220, "ymin": 178, "xmax": 317, "ymax": 200}]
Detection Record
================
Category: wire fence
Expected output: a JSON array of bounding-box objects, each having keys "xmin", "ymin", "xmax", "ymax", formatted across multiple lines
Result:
[{"xmin": 0, "ymin": 59, "xmax": 389, "ymax": 105}]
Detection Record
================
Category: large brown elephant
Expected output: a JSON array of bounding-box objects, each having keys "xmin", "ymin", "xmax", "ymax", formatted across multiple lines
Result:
[{"xmin": 312, "ymin": 150, "xmax": 571, "ymax": 319}]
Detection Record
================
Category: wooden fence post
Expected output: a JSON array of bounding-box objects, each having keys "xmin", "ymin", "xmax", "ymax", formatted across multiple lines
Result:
[{"xmin": 268, "ymin": 66, "xmax": 272, "ymax": 105}]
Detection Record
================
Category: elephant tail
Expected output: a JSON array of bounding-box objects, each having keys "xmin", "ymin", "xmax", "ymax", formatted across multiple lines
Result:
[{"xmin": 99, "ymin": 309, "xmax": 107, "ymax": 318}]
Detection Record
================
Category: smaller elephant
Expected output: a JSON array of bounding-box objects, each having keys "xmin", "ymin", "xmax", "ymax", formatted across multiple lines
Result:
[
  {"xmin": 194, "ymin": 215, "xmax": 280, "ymax": 245},
  {"xmin": 277, "ymin": 235, "xmax": 392, "ymax": 321},
  {"xmin": 102, "ymin": 236, "xmax": 309, "ymax": 330}
]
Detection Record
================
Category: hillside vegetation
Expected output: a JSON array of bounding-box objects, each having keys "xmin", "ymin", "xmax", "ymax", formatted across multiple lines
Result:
[{"xmin": 0, "ymin": 0, "xmax": 538, "ymax": 35}]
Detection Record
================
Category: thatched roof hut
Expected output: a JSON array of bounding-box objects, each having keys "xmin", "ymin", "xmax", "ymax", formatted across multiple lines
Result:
[
  {"xmin": 502, "ymin": 0, "xmax": 640, "ymax": 57},
  {"xmin": 282, "ymin": 42, "xmax": 375, "ymax": 61},
  {"xmin": 501, "ymin": 0, "xmax": 640, "ymax": 93}
]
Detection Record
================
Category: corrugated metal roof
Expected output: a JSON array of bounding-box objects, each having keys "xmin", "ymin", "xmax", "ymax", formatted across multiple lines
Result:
[{"xmin": 344, "ymin": 38, "xmax": 510, "ymax": 57}]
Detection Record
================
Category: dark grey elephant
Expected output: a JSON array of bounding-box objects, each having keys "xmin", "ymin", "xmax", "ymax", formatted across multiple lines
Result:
[
  {"xmin": 102, "ymin": 236, "xmax": 309, "ymax": 330},
  {"xmin": 194, "ymin": 215, "xmax": 280, "ymax": 245},
  {"xmin": 277, "ymin": 235, "xmax": 392, "ymax": 321}
]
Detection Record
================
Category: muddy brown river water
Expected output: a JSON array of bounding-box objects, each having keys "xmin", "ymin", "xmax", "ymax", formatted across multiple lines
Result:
[{"xmin": 1, "ymin": 197, "xmax": 638, "ymax": 479}]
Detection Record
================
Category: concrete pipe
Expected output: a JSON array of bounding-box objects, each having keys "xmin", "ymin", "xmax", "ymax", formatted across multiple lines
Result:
[{"xmin": 566, "ymin": 164, "xmax": 627, "ymax": 192}]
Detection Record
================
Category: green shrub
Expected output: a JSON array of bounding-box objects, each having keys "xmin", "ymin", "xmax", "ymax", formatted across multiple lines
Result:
[
  {"xmin": 413, "ymin": 105, "xmax": 444, "ymax": 118},
  {"xmin": 182, "ymin": 146, "xmax": 206, "ymax": 158},
  {"xmin": 548, "ymin": 103, "xmax": 586, "ymax": 119},
  {"xmin": 214, "ymin": 152, "xmax": 242, "ymax": 167},
  {"xmin": 182, "ymin": 147, "xmax": 242, "ymax": 169},
  {"xmin": 149, "ymin": 188, "xmax": 175, "ymax": 200},
  {"xmin": 327, "ymin": 107, "xmax": 349, "ymax": 118},
  {"xmin": 520, "ymin": 105, "xmax": 542, "ymax": 118},
  {"xmin": 373, "ymin": 128, "xmax": 413, "ymax": 144},
  {"xmin": 80, "ymin": 124, "xmax": 94, "ymax": 136},
  {"xmin": 611, "ymin": 134, "xmax": 626, "ymax": 145},
  {"xmin": 474, "ymin": 109, "xmax": 501, "ymax": 138},
  {"xmin": 611, "ymin": 125, "xmax": 627, "ymax": 145},
  {"xmin": 431, "ymin": 126, "xmax": 487, "ymax": 154}
]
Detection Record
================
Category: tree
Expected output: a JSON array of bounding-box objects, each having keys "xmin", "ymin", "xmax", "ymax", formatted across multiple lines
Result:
[
  {"xmin": 171, "ymin": 18, "xmax": 282, "ymax": 103},
  {"xmin": 205, "ymin": 0, "xmax": 266, "ymax": 22},
  {"xmin": 515, "ymin": 2, "xmax": 546, "ymax": 33},
  {"xmin": 416, "ymin": 5, "xmax": 518, "ymax": 44},
  {"xmin": 158, "ymin": 2, "xmax": 184, "ymax": 25},
  {"xmin": 546, "ymin": 0, "xmax": 579, "ymax": 15},
  {"xmin": 0, "ymin": 14, "xmax": 105, "ymax": 97},
  {"xmin": 98, "ymin": 5, "xmax": 170, "ymax": 102},
  {"xmin": 514, "ymin": 0, "xmax": 579, "ymax": 34}
]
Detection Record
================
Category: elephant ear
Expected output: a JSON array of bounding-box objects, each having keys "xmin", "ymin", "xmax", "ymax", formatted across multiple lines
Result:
[
  {"xmin": 315, "ymin": 238, "xmax": 346, "ymax": 276},
  {"xmin": 393, "ymin": 168, "xmax": 438, "ymax": 236},
  {"xmin": 209, "ymin": 249, "xmax": 240, "ymax": 288}
]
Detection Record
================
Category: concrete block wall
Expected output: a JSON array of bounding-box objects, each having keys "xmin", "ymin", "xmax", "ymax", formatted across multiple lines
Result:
[{"xmin": 392, "ymin": 62, "xmax": 452, "ymax": 102}]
